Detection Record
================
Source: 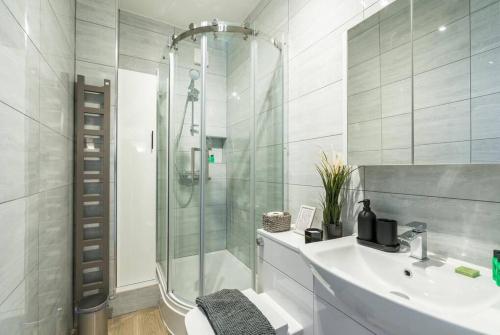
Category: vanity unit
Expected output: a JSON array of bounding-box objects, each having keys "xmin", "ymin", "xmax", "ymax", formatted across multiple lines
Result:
[
  {"xmin": 257, "ymin": 229, "xmax": 374, "ymax": 335},
  {"xmin": 258, "ymin": 229, "xmax": 500, "ymax": 335}
]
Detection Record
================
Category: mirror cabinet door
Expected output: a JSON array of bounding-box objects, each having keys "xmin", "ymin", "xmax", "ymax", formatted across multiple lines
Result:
[
  {"xmin": 347, "ymin": 0, "xmax": 500, "ymax": 165},
  {"xmin": 347, "ymin": 0, "xmax": 412, "ymax": 165}
]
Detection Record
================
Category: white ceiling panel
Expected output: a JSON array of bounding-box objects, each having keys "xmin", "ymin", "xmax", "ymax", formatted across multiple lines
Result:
[{"xmin": 119, "ymin": 0, "xmax": 260, "ymax": 29}]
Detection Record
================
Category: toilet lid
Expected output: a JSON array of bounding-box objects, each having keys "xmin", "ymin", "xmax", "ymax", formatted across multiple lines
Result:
[{"xmin": 185, "ymin": 289, "xmax": 289, "ymax": 335}]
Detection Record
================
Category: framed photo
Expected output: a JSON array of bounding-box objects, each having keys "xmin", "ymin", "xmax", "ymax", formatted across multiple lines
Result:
[{"xmin": 294, "ymin": 205, "xmax": 316, "ymax": 235}]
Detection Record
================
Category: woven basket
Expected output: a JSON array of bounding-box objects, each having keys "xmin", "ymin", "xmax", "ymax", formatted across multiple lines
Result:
[{"xmin": 262, "ymin": 212, "xmax": 292, "ymax": 233}]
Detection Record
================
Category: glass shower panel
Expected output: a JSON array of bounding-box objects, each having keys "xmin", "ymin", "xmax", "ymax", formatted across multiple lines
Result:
[
  {"xmin": 254, "ymin": 36, "xmax": 284, "ymax": 224},
  {"xmin": 167, "ymin": 39, "xmax": 203, "ymax": 304},
  {"xmin": 156, "ymin": 59, "xmax": 169, "ymax": 281},
  {"xmin": 203, "ymin": 33, "xmax": 254, "ymax": 295}
]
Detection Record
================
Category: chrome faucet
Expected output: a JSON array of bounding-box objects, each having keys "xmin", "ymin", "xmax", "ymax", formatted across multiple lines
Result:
[{"xmin": 399, "ymin": 222, "xmax": 427, "ymax": 260}]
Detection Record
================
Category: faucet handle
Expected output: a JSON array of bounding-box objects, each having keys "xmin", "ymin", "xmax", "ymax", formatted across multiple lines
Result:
[{"xmin": 406, "ymin": 221, "xmax": 427, "ymax": 233}]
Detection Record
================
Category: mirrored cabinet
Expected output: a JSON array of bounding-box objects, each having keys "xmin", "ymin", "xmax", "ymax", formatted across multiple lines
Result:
[{"xmin": 347, "ymin": 0, "xmax": 500, "ymax": 165}]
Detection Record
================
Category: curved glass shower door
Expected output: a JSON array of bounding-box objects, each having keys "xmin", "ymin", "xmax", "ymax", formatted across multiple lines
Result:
[{"xmin": 157, "ymin": 22, "xmax": 284, "ymax": 306}]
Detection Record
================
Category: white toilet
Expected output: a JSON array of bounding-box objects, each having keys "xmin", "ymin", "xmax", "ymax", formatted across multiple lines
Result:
[{"xmin": 185, "ymin": 289, "xmax": 303, "ymax": 335}]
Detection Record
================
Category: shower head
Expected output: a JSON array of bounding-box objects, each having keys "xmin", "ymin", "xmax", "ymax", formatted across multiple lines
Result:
[{"xmin": 189, "ymin": 69, "xmax": 200, "ymax": 81}]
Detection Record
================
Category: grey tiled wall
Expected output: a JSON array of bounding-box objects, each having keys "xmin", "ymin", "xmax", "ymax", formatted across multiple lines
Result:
[
  {"xmin": 364, "ymin": 165, "xmax": 500, "ymax": 267},
  {"xmin": 118, "ymin": 10, "xmax": 173, "ymax": 76},
  {"xmin": 0, "ymin": 0, "xmax": 75, "ymax": 334},
  {"xmin": 252, "ymin": 0, "xmax": 500, "ymax": 268}
]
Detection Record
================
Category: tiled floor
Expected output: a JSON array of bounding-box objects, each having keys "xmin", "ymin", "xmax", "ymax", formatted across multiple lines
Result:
[{"xmin": 108, "ymin": 308, "xmax": 169, "ymax": 335}]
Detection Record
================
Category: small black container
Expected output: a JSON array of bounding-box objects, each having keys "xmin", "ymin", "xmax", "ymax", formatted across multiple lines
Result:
[
  {"xmin": 305, "ymin": 228, "xmax": 323, "ymax": 244},
  {"xmin": 376, "ymin": 218, "xmax": 398, "ymax": 246},
  {"xmin": 357, "ymin": 199, "xmax": 376, "ymax": 242}
]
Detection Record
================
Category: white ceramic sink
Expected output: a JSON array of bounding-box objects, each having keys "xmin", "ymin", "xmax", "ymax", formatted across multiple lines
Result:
[{"xmin": 300, "ymin": 236, "xmax": 500, "ymax": 335}]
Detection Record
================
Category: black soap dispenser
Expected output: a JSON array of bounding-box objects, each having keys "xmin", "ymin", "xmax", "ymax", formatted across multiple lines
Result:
[{"xmin": 357, "ymin": 199, "xmax": 376, "ymax": 242}]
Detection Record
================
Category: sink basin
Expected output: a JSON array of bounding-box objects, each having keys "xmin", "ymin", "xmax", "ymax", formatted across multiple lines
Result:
[{"xmin": 300, "ymin": 236, "xmax": 500, "ymax": 335}]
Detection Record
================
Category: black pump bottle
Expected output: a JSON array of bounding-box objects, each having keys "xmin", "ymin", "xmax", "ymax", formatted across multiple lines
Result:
[{"xmin": 357, "ymin": 199, "xmax": 376, "ymax": 242}]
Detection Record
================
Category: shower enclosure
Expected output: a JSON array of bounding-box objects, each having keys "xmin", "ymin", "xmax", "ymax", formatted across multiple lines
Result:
[{"xmin": 156, "ymin": 20, "xmax": 284, "ymax": 332}]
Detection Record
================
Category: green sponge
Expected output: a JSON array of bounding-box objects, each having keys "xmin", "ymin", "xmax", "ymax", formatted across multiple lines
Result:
[{"xmin": 455, "ymin": 266, "xmax": 480, "ymax": 278}]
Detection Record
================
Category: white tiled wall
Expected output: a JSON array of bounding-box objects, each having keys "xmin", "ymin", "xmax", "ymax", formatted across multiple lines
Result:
[{"xmin": 0, "ymin": 0, "xmax": 75, "ymax": 333}]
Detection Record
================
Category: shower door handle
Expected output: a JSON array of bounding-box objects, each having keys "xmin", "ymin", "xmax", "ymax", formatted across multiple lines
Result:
[{"xmin": 151, "ymin": 130, "xmax": 154, "ymax": 152}]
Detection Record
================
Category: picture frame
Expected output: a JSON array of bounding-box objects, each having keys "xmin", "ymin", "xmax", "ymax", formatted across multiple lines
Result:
[{"xmin": 294, "ymin": 205, "xmax": 316, "ymax": 235}]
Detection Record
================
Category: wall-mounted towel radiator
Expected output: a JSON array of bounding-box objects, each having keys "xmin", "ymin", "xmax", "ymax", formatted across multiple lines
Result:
[{"xmin": 74, "ymin": 75, "xmax": 111, "ymax": 307}]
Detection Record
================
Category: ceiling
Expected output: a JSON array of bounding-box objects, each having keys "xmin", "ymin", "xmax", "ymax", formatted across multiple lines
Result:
[{"xmin": 119, "ymin": 0, "xmax": 261, "ymax": 29}]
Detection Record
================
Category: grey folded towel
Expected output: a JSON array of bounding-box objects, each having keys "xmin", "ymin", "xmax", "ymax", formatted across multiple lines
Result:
[{"xmin": 196, "ymin": 289, "xmax": 276, "ymax": 335}]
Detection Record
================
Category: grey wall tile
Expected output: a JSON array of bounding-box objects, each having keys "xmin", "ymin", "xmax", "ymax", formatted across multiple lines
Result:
[
  {"xmin": 379, "ymin": 5, "xmax": 410, "ymax": 52},
  {"xmin": 414, "ymin": 100, "xmax": 471, "ymax": 145},
  {"xmin": 348, "ymin": 11, "xmax": 379, "ymax": 40},
  {"xmin": 413, "ymin": 16, "xmax": 470, "ymax": 74},
  {"xmin": 348, "ymin": 24, "xmax": 380, "ymax": 68},
  {"xmin": 471, "ymin": 46, "xmax": 500, "ymax": 98},
  {"xmin": 256, "ymin": 145, "xmax": 283, "ymax": 183},
  {"xmin": 471, "ymin": 92, "xmax": 500, "ymax": 139},
  {"xmin": 0, "ymin": 196, "xmax": 38, "ymax": 304},
  {"xmin": 119, "ymin": 10, "xmax": 174, "ymax": 35},
  {"xmin": 1, "ymin": 0, "xmax": 73, "ymax": 333},
  {"xmin": 226, "ymin": 150, "xmax": 250, "ymax": 180},
  {"xmin": 3, "ymin": 0, "xmax": 41, "ymax": 48},
  {"xmin": 348, "ymin": 119, "xmax": 382, "ymax": 152},
  {"xmin": 118, "ymin": 54, "xmax": 163, "ymax": 75},
  {"xmin": 471, "ymin": 1, "xmax": 500, "ymax": 55},
  {"xmin": 76, "ymin": 19, "xmax": 116, "ymax": 66},
  {"xmin": 41, "ymin": 0, "xmax": 74, "ymax": 86},
  {"xmin": 255, "ymin": 181, "xmax": 283, "ymax": 216},
  {"xmin": 289, "ymin": 82, "xmax": 343, "ymax": 142},
  {"xmin": 119, "ymin": 23, "xmax": 168, "ymax": 63},
  {"xmin": 414, "ymin": 58, "xmax": 470, "ymax": 109},
  {"xmin": 381, "ymin": 78, "xmax": 411, "ymax": 117},
  {"xmin": 256, "ymin": 109, "xmax": 283, "ymax": 147},
  {"xmin": 39, "ymin": 127, "xmax": 71, "ymax": 191},
  {"xmin": 229, "ymin": 179, "xmax": 250, "ymax": 211},
  {"xmin": 0, "ymin": 103, "xmax": 40, "ymax": 203},
  {"xmin": 288, "ymin": 135, "xmax": 343, "ymax": 187},
  {"xmin": 0, "ymin": 4, "xmax": 40, "ymax": 120},
  {"xmin": 382, "ymin": 148, "xmax": 412, "ymax": 164},
  {"xmin": 379, "ymin": 0, "xmax": 410, "ymax": 20},
  {"xmin": 348, "ymin": 88, "xmax": 381, "ymax": 124},
  {"xmin": 381, "ymin": 42, "xmax": 411, "ymax": 85},
  {"xmin": 227, "ymin": 119, "xmax": 250, "ymax": 152},
  {"xmin": 471, "ymin": 0, "xmax": 498, "ymax": 12},
  {"xmin": 382, "ymin": 113, "xmax": 411, "ymax": 149},
  {"xmin": 348, "ymin": 56, "xmax": 380, "ymax": 96},
  {"xmin": 77, "ymin": 0, "xmax": 116, "ymax": 28},
  {"xmin": 348, "ymin": 150, "xmax": 382, "ymax": 165},
  {"xmin": 0, "ymin": 268, "xmax": 39, "ymax": 335},
  {"xmin": 365, "ymin": 164, "xmax": 500, "ymax": 202},
  {"xmin": 412, "ymin": 0, "xmax": 469, "ymax": 39},
  {"xmin": 50, "ymin": 0, "xmax": 75, "ymax": 52},
  {"xmin": 471, "ymin": 138, "xmax": 500, "ymax": 163},
  {"xmin": 365, "ymin": 190, "xmax": 500, "ymax": 267},
  {"xmin": 40, "ymin": 59, "xmax": 72, "ymax": 138},
  {"xmin": 38, "ymin": 185, "xmax": 72, "ymax": 335},
  {"xmin": 414, "ymin": 141, "xmax": 470, "ymax": 164}
]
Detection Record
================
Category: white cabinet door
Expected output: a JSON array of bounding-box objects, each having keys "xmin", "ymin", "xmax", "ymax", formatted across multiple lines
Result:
[
  {"xmin": 315, "ymin": 295, "xmax": 374, "ymax": 335},
  {"xmin": 117, "ymin": 69, "xmax": 157, "ymax": 289}
]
